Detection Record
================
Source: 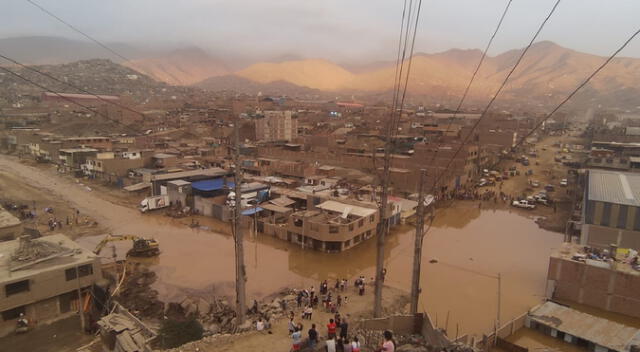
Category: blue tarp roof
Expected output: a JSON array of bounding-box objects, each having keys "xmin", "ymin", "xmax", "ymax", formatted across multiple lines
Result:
[
  {"xmin": 241, "ymin": 207, "xmax": 264, "ymax": 216},
  {"xmin": 191, "ymin": 178, "xmax": 234, "ymax": 192}
]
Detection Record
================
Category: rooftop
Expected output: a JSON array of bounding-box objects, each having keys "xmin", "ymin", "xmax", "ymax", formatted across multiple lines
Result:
[
  {"xmin": 150, "ymin": 167, "xmax": 227, "ymax": 182},
  {"xmin": 588, "ymin": 169, "xmax": 640, "ymax": 207},
  {"xmin": 529, "ymin": 301, "xmax": 640, "ymax": 352},
  {"xmin": 0, "ymin": 234, "xmax": 96, "ymax": 282},
  {"xmin": 0, "ymin": 206, "xmax": 21, "ymax": 228},
  {"xmin": 316, "ymin": 200, "xmax": 377, "ymax": 218}
]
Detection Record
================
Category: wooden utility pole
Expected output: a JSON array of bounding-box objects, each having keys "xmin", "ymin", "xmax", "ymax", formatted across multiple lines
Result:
[
  {"xmin": 233, "ymin": 116, "xmax": 247, "ymax": 325},
  {"xmin": 410, "ymin": 169, "xmax": 427, "ymax": 314},
  {"xmin": 373, "ymin": 113, "xmax": 394, "ymax": 318}
]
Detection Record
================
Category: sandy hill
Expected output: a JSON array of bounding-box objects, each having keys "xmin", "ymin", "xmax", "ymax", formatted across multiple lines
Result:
[
  {"xmin": 124, "ymin": 47, "xmax": 230, "ymax": 86},
  {"xmin": 217, "ymin": 41, "xmax": 640, "ymax": 108}
]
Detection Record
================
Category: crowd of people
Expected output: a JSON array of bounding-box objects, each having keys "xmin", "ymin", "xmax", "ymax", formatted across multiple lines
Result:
[{"xmin": 253, "ymin": 274, "xmax": 396, "ymax": 352}]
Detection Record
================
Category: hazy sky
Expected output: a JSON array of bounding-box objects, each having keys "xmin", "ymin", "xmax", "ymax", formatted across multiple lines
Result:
[{"xmin": 3, "ymin": 0, "xmax": 640, "ymax": 62}]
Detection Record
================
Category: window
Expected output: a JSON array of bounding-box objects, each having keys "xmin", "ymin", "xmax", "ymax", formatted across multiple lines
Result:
[
  {"xmin": 294, "ymin": 219, "xmax": 303, "ymax": 227},
  {"xmin": 297, "ymin": 234, "xmax": 303, "ymax": 243},
  {"xmin": 358, "ymin": 219, "xmax": 364, "ymax": 227},
  {"xmin": 618, "ymin": 205, "xmax": 628, "ymax": 229},
  {"xmin": 601, "ymin": 203, "xmax": 612, "ymax": 227},
  {"xmin": 329, "ymin": 226, "xmax": 338, "ymax": 234},
  {"xmin": 349, "ymin": 224, "xmax": 354, "ymax": 231},
  {"xmin": 65, "ymin": 268, "xmax": 76, "ymax": 281},
  {"xmin": 65, "ymin": 264, "xmax": 93, "ymax": 281},
  {"xmin": 369, "ymin": 215, "xmax": 375, "ymax": 222},
  {"xmin": 78, "ymin": 264, "xmax": 93, "ymax": 277},
  {"xmin": 2, "ymin": 306, "xmax": 26, "ymax": 321},
  {"xmin": 5, "ymin": 280, "xmax": 30, "ymax": 297}
]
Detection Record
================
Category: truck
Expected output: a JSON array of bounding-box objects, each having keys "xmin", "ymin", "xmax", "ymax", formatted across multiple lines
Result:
[
  {"xmin": 512, "ymin": 199, "xmax": 536, "ymax": 209},
  {"xmin": 139, "ymin": 195, "xmax": 169, "ymax": 213}
]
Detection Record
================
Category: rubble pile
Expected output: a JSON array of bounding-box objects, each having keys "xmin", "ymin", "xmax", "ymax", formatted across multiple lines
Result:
[
  {"xmin": 11, "ymin": 236, "xmax": 75, "ymax": 264},
  {"xmin": 178, "ymin": 289, "xmax": 300, "ymax": 335},
  {"xmin": 119, "ymin": 267, "xmax": 165, "ymax": 318}
]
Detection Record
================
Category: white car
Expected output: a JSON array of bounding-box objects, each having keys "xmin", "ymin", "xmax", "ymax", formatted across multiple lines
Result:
[
  {"xmin": 512, "ymin": 200, "xmax": 536, "ymax": 209},
  {"xmin": 560, "ymin": 178, "xmax": 568, "ymax": 187}
]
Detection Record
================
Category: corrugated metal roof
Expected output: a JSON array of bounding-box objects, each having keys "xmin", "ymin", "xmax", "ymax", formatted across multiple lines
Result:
[
  {"xmin": 530, "ymin": 301, "xmax": 640, "ymax": 352},
  {"xmin": 588, "ymin": 169, "xmax": 640, "ymax": 207}
]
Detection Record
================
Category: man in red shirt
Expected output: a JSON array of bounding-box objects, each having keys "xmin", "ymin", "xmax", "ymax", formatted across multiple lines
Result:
[{"xmin": 327, "ymin": 318, "xmax": 337, "ymax": 339}]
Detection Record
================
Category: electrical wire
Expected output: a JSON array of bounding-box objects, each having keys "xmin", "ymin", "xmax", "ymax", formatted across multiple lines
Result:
[
  {"xmin": 25, "ymin": 0, "xmax": 130, "ymax": 62},
  {"xmin": 422, "ymin": 0, "xmax": 513, "ymax": 184},
  {"xmin": 430, "ymin": 0, "xmax": 563, "ymax": 194},
  {"xmin": 0, "ymin": 53, "xmax": 145, "ymax": 119},
  {"xmin": 488, "ymin": 26, "xmax": 640, "ymax": 171}
]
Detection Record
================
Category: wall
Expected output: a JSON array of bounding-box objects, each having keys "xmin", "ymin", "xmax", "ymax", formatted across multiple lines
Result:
[
  {"xmin": 548, "ymin": 256, "xmax": 640, "ymax": 318},
  {"xmin": 360, "ymin": 314, "xmax": 419, "ymax": 334},
  {"xmin": 0, "ymin": 259, "xmax": 101, "ymax": 313}
]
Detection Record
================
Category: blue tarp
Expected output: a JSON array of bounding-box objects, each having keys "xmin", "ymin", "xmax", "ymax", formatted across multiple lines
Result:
[
  {"xmin": 241, "ymin": 207, "xmax": 263, "ymax": 216},
  {"xmin": 192, "ymin": 178, "xmax": 234, "ymax": 192}
]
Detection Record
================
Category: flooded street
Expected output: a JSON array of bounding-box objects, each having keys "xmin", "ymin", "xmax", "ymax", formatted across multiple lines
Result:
[{"xmin": 0, "ymin": 155, "xmax": 563, "ymax": 338}]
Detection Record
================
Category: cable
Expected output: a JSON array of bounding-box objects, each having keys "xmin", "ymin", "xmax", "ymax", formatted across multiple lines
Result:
[
  {"xmin": 422, "ymin": 0, "xmax": 513, "ymax": 181},
  {"xmin": 0, "ymin": 65, "xmax": 131, "ymax": 128},
  {"xmin": 430, "ymin": 0, "xmax": 563, "ymax": 194},
  {"xmin": 0, "ymin": 53, "xmax": 145, "ymax": 119},
  {"xmin": 25, "ymin": 0, "xmax": 130, "ymax": 62},
  {"xmin": 490, "ymin": 26, "xmax": 640, "ymax": 171}
]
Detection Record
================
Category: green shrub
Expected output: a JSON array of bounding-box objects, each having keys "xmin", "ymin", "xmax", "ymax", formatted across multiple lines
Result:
[{"xmin": 158, "ymin": 318, "xmax": 204, "ymax": 349}]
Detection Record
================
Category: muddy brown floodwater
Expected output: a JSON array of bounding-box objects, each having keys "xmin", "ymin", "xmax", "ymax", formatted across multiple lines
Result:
[{"xmin": 0, "ymin": 155, "xmax": 563, "ymax": 338}]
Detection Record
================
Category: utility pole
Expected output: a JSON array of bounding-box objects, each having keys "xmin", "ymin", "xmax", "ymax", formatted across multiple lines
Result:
[
  {"xmin": 410, "ymin": 169, "xmax": 427, "ymax": 314},
  {"xmin": 373, "ymin": 109, "xmax": 394, "ymax": 318},
  {"xmin": 75, "ymin": 266, "xmax": 86, "ymax": 332},
  {"xmin": 233, "ymin": 115, "xmax": 247, "ymax": 325},
  {"xmin": 497, "ymin": 272, "xmax": 502, "ymax": 330}
]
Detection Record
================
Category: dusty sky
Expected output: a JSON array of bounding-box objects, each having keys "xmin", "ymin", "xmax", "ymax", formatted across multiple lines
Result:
[{"xmin": 3, "ymin": 0, "xmax": 640, "ymax": 62}]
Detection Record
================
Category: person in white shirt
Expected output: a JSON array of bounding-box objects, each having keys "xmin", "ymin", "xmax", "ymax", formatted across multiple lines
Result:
[
  {"xmin": 256, "ymin": 318, "xmax": 265, "ymax": 331},
  {"xmin": 326, "ymin": 337, "xmax": 337, "ymax": 352}
]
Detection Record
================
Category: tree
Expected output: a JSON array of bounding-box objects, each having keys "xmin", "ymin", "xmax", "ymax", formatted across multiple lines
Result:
[{"xmin": 158, "ymin": 318, "xmax": 203, "ymax": 349}]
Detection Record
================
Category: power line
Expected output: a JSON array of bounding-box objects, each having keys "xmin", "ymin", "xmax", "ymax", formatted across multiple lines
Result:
[
  {"xmin": 430, "ymin": 0, "xmax": 562, "ymax": 193},
  {"xmin": 426, "ymin": 0, "xmax": 513, "ymax": 167},
  {"xmin": 0, "ymin": 65, "xmax": 131, "ymax": 127},
  {"xmin": 0, "ymin": 53, "xmax": 145, "ymax": 119},
  {"xmin": 491, "ymin": 26, "xmax": 640, "ymax": 170},
  {"xmin": 25, "ymin": 0, "xmax": 130, "ymax": 62}
]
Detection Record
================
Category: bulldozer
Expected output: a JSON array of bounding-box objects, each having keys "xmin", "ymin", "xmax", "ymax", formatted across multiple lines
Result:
[{"xmin": 93, "ymin": 234, "xmax": 160, "ymax": 258}]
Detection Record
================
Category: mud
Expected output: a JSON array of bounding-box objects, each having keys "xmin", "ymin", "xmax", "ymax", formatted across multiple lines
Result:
[{"xmin": 0, "ymin": 155, "xmax": 563, "ymax": 338}]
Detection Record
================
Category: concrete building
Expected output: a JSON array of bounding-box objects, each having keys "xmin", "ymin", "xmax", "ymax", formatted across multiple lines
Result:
[
  {"xmin": 260, "ymin": 199, "xmax": 379, "ymax": 252},
  {"xmin": 547, "ymin": 243, "xmax": 640, "ymax": 319},
  {"xmin": 582, "ymin": 169, "xmax": 640, "ymax": 249},
  {"xmin": 0, "ymin": 206, "xmax": 22, "ymax": 242},
  {"xmin": 0, "ymin": 235, "xmax": 102, "ymax": 337},
  {"xmin": 58, "ymin": 148, "xmax": 99, "ymax": 173},
  {"xmin": 255, "ymin": 110, "xmax": 298, "ymax": 142}
]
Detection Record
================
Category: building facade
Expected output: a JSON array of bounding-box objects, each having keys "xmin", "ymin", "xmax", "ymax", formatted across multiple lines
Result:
[
  {"xmin": 0, "ymin": 235, "xmax": 102, "ymax": 337},
  {"xmin": 255, "ymin": 111, "xmax": 298, "ymax": 142},
  {"xmin": 582, "ymin": 169, "xmax": 640, "ymax": 249}
]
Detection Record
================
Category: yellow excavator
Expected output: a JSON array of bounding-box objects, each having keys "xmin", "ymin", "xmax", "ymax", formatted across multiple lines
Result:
[{"xmin": 93, "ymin": 234, "xmax": 160, "ymax": 257}]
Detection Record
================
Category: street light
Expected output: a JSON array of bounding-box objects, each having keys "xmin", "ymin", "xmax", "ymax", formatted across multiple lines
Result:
[{"xmin": 428, "ymin": 259, "xmax": 502, "ymax": 332}]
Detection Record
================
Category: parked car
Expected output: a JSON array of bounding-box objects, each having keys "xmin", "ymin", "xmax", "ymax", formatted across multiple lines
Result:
[
  {"xmin": 560, "ymin": 178, "xmax": 568, "ymax": 187},
  {"xmin": 530, "ymin": 180, "xmax": 540, "ymax": 187},
  {"xmin": 545, "ymin": 184, "xmax": 555, "ymax": 192},
  {"xmin": 512, "ymin": 200, "xmax": 536, "ymax": 209}
]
